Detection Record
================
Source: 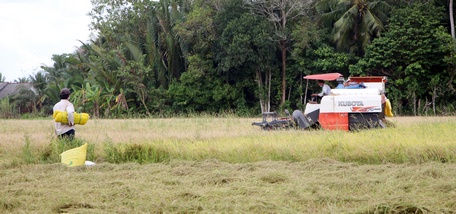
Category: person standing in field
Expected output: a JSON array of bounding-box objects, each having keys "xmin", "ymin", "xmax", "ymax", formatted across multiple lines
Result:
[{"xmin": 53, "ymin": 88, "xmax": 75, "ymax": 140}]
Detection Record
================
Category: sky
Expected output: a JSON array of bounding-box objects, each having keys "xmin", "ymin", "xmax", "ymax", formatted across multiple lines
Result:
[{"xmin": 0, "ymin": 0, "xmax": 93, "ymax": 82}]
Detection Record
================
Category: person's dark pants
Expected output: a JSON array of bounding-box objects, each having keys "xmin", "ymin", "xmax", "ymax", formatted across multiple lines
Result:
[{"xmin": 58, "ymin": 129, "xmax": 75, "ymax": 141}]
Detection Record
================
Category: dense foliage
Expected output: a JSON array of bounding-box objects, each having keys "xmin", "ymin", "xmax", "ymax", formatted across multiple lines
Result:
[
  {"xmin": 351, "ymin": 3, "xmax": 456, "ymax": 115},
  {"xmin": 1, "ymin": 0, "xmax": 455, "ymax": 118}
]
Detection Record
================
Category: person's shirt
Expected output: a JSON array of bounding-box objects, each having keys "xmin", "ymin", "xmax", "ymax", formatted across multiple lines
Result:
[
  {"xmin": 318, "ymin": 83, "xmax": 331, "ymax": 97},
  {"xmin": 53, "ymin": 99, "xmax": 75, "ymax": 135}
]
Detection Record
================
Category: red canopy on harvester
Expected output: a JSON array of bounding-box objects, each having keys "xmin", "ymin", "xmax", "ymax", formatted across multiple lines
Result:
[{"xmin": 303, "ymin": 73, "xmax": 342, "ymax": 81}]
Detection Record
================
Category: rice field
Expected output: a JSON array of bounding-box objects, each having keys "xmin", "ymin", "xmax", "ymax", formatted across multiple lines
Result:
[
  {"xmin": 0, "ymin": 116, "xmax": 455, "ymax": 213},
  {"xmin": 1, "ymin": 116, "xmax": 455, "ymax": 164}
]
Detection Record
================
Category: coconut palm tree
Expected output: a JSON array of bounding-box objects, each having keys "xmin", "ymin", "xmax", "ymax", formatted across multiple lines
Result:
[
  {"xmin": 317, "ymin": 0, "xmax": 390, "ymax": 56},
  {"xmin": 14, "ymin": 77, "xmax": 28, "ymax": 83},
  {"xmin": 29, "ymin": 71, "xmax": 49, "ymax": 111}
]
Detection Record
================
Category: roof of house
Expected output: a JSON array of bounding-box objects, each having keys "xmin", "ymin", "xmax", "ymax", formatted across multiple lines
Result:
[{"xmin": 0, "ymin": 82, "xmax": 34, "ymax": 99}]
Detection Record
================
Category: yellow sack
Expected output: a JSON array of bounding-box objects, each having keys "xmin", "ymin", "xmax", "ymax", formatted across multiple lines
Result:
[
  {"xmin": 60, "ymin": 143, "xmax": 87, "ymax": 167},
  {"xmin": 53, "ymin": 110, "xmax": 90, "ymax": 125},
  {"xmin": 385, "ymin": 99, "xmax": 394, "ymax": 117}
]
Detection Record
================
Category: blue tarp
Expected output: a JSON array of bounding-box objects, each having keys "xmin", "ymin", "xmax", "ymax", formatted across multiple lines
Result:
[{"xmin": 336, "ymin": 82, "xmax": 367, "ymax": 89}]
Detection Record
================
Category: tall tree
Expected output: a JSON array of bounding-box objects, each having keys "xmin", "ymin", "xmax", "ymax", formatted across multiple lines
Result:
[
  {"xmin": 316, "ymin": 0, "xmax": 390, "ymax": 56},
  {"xmin": 219, "ymin": 13, "xmax": 277, "ymax": 113},
  {"xmin": 155, "ymin": 0, "xmax": 188, "ymax": 84},
  {"xmin": 350, "ymin": 4, "xmax": 455, "ymax": 115},
  {"xmin": 29, "ymin": 71, "xmax": 49, "ymax": 111},
  {"xmin": 170, "ymin": 0, "xmax": 237, "ymax": 113},
  {"xmin": 247, "ymin": 0, "xmax": 314, "ymax": 106},
  {"xmin": 89, "ymin": 0, "xmax": 187, "ymax": 89},
  {"xmin": 40, "ymin": 54, "xmax": 84, "ymax": 104}
]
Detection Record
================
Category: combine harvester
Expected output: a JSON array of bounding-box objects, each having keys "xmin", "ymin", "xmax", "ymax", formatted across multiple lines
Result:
[{"xmin": 253, "ymin": 73, "xmax": 392, "ymax": 131}]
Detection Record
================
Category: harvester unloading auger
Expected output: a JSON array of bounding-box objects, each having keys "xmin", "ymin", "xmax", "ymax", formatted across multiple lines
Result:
[{"xmin": 252, "ymin": 73, "xmax": 393, "ymax": 131}]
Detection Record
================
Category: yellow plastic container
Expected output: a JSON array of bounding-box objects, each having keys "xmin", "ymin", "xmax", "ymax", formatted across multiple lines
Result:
[
  {"xmin": 53, "ymin": 110, "xmax": 90, "ymax": 125},
  {"xmin": 60, "ymin": 143, "xmax": 88, "ymax": 167}
]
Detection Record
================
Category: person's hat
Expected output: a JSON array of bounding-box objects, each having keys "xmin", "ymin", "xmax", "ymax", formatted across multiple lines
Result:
[{"xmin": 60, "ymin": 88, "xmax": 71, "ymax": 95}]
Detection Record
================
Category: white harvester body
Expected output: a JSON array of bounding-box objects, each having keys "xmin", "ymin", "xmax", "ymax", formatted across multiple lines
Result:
[{"xmin": 299, "ymin": 74, "xmax": 388, "ymax": 131}]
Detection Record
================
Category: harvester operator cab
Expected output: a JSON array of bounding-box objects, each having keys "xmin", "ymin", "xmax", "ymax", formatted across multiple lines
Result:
[{"xmin": 309, "ymin": 80, "xmax": 332, "ymax": 104}]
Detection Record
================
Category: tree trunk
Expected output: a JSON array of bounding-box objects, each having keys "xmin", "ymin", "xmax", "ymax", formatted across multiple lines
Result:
[
  {"xmin": 256, "ymin": 68, "xmax": 272, "ymax": 113},
  {"xmin": 451, "ymin": 0, "xmax": 455, "ymax": 39},
  {"xmin": 413, "ymin": 92, "xmax": 417, "ymax": 116},
  {"xmin": 280, "ymin": 40, "xmax": 287, "ymax": 105},
  {"xmin": 433, "ymin": 86, "xmax": 437, "ymax": 115},
  {"xmin": 94, "ymin": 101, "xmax": 100, "ymax": 118},
  {"xmin": 256, "ymin": 69, "xmax": 265, "ymax": 113},
  {"xmin": 267, "ymin": 68, "xmax": 272, "ymax": 112}
]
